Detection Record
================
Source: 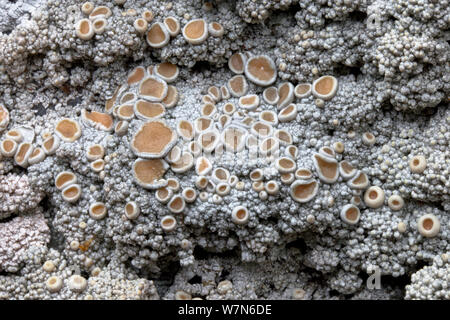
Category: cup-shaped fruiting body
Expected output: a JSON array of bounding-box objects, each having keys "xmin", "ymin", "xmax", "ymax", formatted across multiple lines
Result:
[
  {"xmin": 265, "ymin": 180, "xmax": 279, "ymax": 195},
  {"xmin": 388, "ymin": 195, "xmax": 404, "ymax": 211},
  {"xmin": 262, "ymin": 87, "xmax": 279, "ymax": 105},
  {"xmin": 257, "ymin": 112, "xmax": 277, "ymax": 128},
  {"xmin": 5, "ymin": 129, "xmax": 23, "ymax": 142},
  {"xmin": 204, "ymin": 181, "xmax": 215, "ymax": 193},
  {"xmin": 278, "ymin": 104, "xmax": 297, "ymax": 122},
  {"xmin": 295, "ymin": 168, "xmax": 313, "ymax": 180},
  {"xmin": 171, "ymin": 152, "xmax": 194, "ymax": 173},
  {"xmin": 46, "ymin": 276, "xmax": 63, "ymax": 293},
  {"xmin": 221, "ymin": 126, "xmax": 248, "ymax": 153},
  {"xmin": 285, "ymin": 145, "xmax": 298, "ymax": 159},
  {"xmin": 340, "ymin": 204, "xmax": 361, "ymax": 225},
  {"xmin": 132, "ymin": 158, "xmax": 168, "ymax": 189},
  {"xmin": 274, "ymin": 129, "xmax": 292, "ymax": 146},
  {"xmin": 312, "ymin": 75, "xmax": 338, "ymax": 100},
  {"xmin": 208, "ymin": 22, "xmax": 224, "ymax": 37},
  {"xmin": 201, "ymin": 103, "xmax": 217, "ymax": 117},
  {"xmin": 81, "ymin": 2, "xmax": 93, "ymax": 15},
  {"xmin": 156, "ymin": 187, "xmax": 173, "ymax": 204},
  {"xmin": 339, "ymin": 160, "xmax": 357, "ymax": 180},
  {"xmin": 235, "ymin": 181, "xmax": 245, "ymax": 190},
  {"xmin": 89, "ymin": 6, "xmax": 111, "ymax": 20},
  {"xmin": 134, "ymin": 100, "xmax": 165, "ymax": 120},
  {"xmin": 333, "ymin": 141, "xmax": 345, "ymax": 154},
  {"xmin": 14, "ymin": 142, "xmax": 32, "ymax": 167},
  {"xmin": 238, "ymin": 94, "xmax": 259, "ymax": 111},
  {"xmin": 168, "ymin": 195, "xmax": 185, "ymax": 214},
  {"xmin": 275, "ymin": 157, "xmax": 296, "ymax": 174},
  {"xmin": 93, "ymin": 18, "xmax": 107, "ymax": 34},
  {"xmin": 231, "ymin": 206, "xmax": 249, "ymax": 225},
  {"xmin": 312, "ymin": 153, "xmax": 339, "ymax": 183},
  {"xmin": 409, "ymin": 155, "xmax": 427, "ymax": 173},
  {"xmin": 207, "ymin": 86, "xmax": 221, "ymax": 102},
  {"xmin": 259, "ymin": 137, "xmax": 279, "ymax": 156},
  {"xmin": 177, "ymin": 120, "xmax": 194, "ymax": 141},
  {"xmin": 161, "ymin": 215, "xmax": 177, "ymax": 232},
  {"xmin": 347, "ymin": 170, "xmax": 369, "ymax": 189},
  {"xmin": 1, "ymin": 139, "xmax": 17, "ymax": 157},
  {"xmin": 319, "ymin": 146, "xmax": 335, "ymax": 159},
  {"xmin": 105, "ymin": 84, "xmax": 126, "ymax": 113},
  {"xmin": 167, "ymin": 178, "xmax": 180, "ymax": 193},
  {"xmin": 76, "ymin": 19, "xmax": 94, "ymax": 40},
  {"xmin": 245, "ymin": 55, "xmax": 277, "ymax": 87},
  {"xmin": 211, "ymin": 167, "xmax": 230, "ymax": 185},
  {"xmin": 55, "ymin": 171, "xmax": 77, "ymax": 190},
  {"xmin": 195, "ymin": 156, "xmax": 212, "ymax": 175},
  {"xmin": 55, "ymin": 118, "xmax": 82, "ymax": 142},
  {"xmin": 315, "ymin": 98, "xmax": 324, "ymax": 108},
  {"xmin": 127, "ymin": 66, "xmax": 146, "ymax": 86},
  {"xmin": 162, "ymin": 85, "xmax": 179, "ymax": 108},
  {"xmin": 188, "ymin": 141, "xmax": 202, "ymax": 157},
  {"xmin": 223, "ymin": 103, "xmax": 236, "ymax": 115},
  {"xmin": 228, "ymin": 52, "xmax": 246, "ymax": 74},
  {"xmin": 195, "ymin": 176, "xmax": 208, "ymax": 189},
  {"xmin": 195, "ymin": 118, "xmax": 214, "ymax": 135},
  {"xmin": 42, "ymin": 135, "xmax": 60, "ymax": 155},
  {"xmin": 277, "ymin": 82, "xmax": 294, "ymax": 110},
  {"xmin": 227, "ymin": 75, "xmax": 248, "ymax": 97},
  {"xmin": 28, "ymin": 147, "xmax": 46, "ymax": 165},
  {"xmin": 290, "ymin": 179, "xmax": 319, "ymax": 203},
  {"xmin": 133, "ymin": 18, "xmax": 148, "ymax": 33},
  {"xmin": 62, "ymin": 184, "xmax": 82, "ymax": 203},
  {"xmin": 251, "ymin": 121, "xmax": 273, "ymax": 139},
  {"xmin": 0, "ymin": 105, "xmax": 9, "ymax": 131},
  {"xmin": 175, "ymin": 290, "xmax": 193, "ymax": 301},
  {"xmin": 86, "ymin": 144, "xmax": 104, "ymax": 161},
  {"xmin": 228, "ymin": 175, "xmax": 238, "ymax": 188},
  {"xmin": 182, "ymin": 19, "xmax": 208, "ymax": 44},
  {"xmin": 202, "ymin": 94, "xmax": 215, "ymax": 105},
  {"xmin": 131, "ymin": 120, "xmax": 177, "ymax": 158},
  {"xmin": 417, "ymin": 214, "xmax": 440, "ymax": 238},
  {"xmin": 165, "ymin": 145, "xmax": 181, "ymax": 164},
  {"xmin": 216, "ymin": 183, "xmax": 231, "ymax": 196},
  {"xmin": 146, "ymin": 22, "xmax": 170, "ymax": 48},
  {"xmin": 363, "ymin": 186, "xmax": 385, "ymax": 209},
  {"xmin": 163, "ymin": 17, "xmax": 180, "ymax": 37},
  {"xmin": 351, "ymin": 195, "xmax": 362, "ymax": 207},
  {"xmin": 249, "ymin": 168, "xmax": 263, "ymax": 182},
  {"xmin": 294, "ymin": 83, "xmax": 312, "ymax": 99},
  {"xmin": 362, "ymin": 132, "xmax": 376, "ymax": 146},
  {"xmin": 252, "ymin": 181, "xmax": 264, "ymax": 192},
  {"xmin": 121, "ymin": 92, "xmax": 137, "ymax": 105},
  {"xmin": 142, "ymin": 10, "xmax": 153, "ymax": 22},
  {"xmin": 139, "ymin": 76, "xmax": 168, "ymax": 102},
  {"xmin": 281, "ymin": 173, "xmax": 295, "ymax": 184},
  {"xmin": 197, "ymin": 130, "xmax": 219, "ymax": 153},
  {"xmin": 68, "ymin": 275, "xmax": 88, "ymax": 293},
  {"xmin": 115, "ymin": 120, "xmax": 129, "ymax": 136},
  {"xmin": 220, "ymin": 86, "xmax": 230, "ymax": 100},
  {"xmin": 81, "ymin": 109, "xmax": 114, "ymax": 132},
  {"xmin": 154, "ymin": 62, "xmax": 179, "ymax": 83},
  {"xmin": 182, "ymin": 188, "xmax": 197, "ymax": 203},
  {"xmin": 89, "ymin": 202, "xmax": 107, "ymax": 220},
  {"xmin": 124, "ymin": 202, "xmax": 140, "ymax": 220}
]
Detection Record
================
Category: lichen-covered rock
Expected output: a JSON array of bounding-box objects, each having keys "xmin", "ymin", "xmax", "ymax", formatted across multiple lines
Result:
[{"xmin": 0, "ymin": 0, "xmax": 448, "ymax": 300}]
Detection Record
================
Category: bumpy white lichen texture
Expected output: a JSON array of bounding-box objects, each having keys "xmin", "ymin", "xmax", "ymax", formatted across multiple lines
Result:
[{"xmin": 0, "ymin": 0, "xmax": 448, "ymax": 300}]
